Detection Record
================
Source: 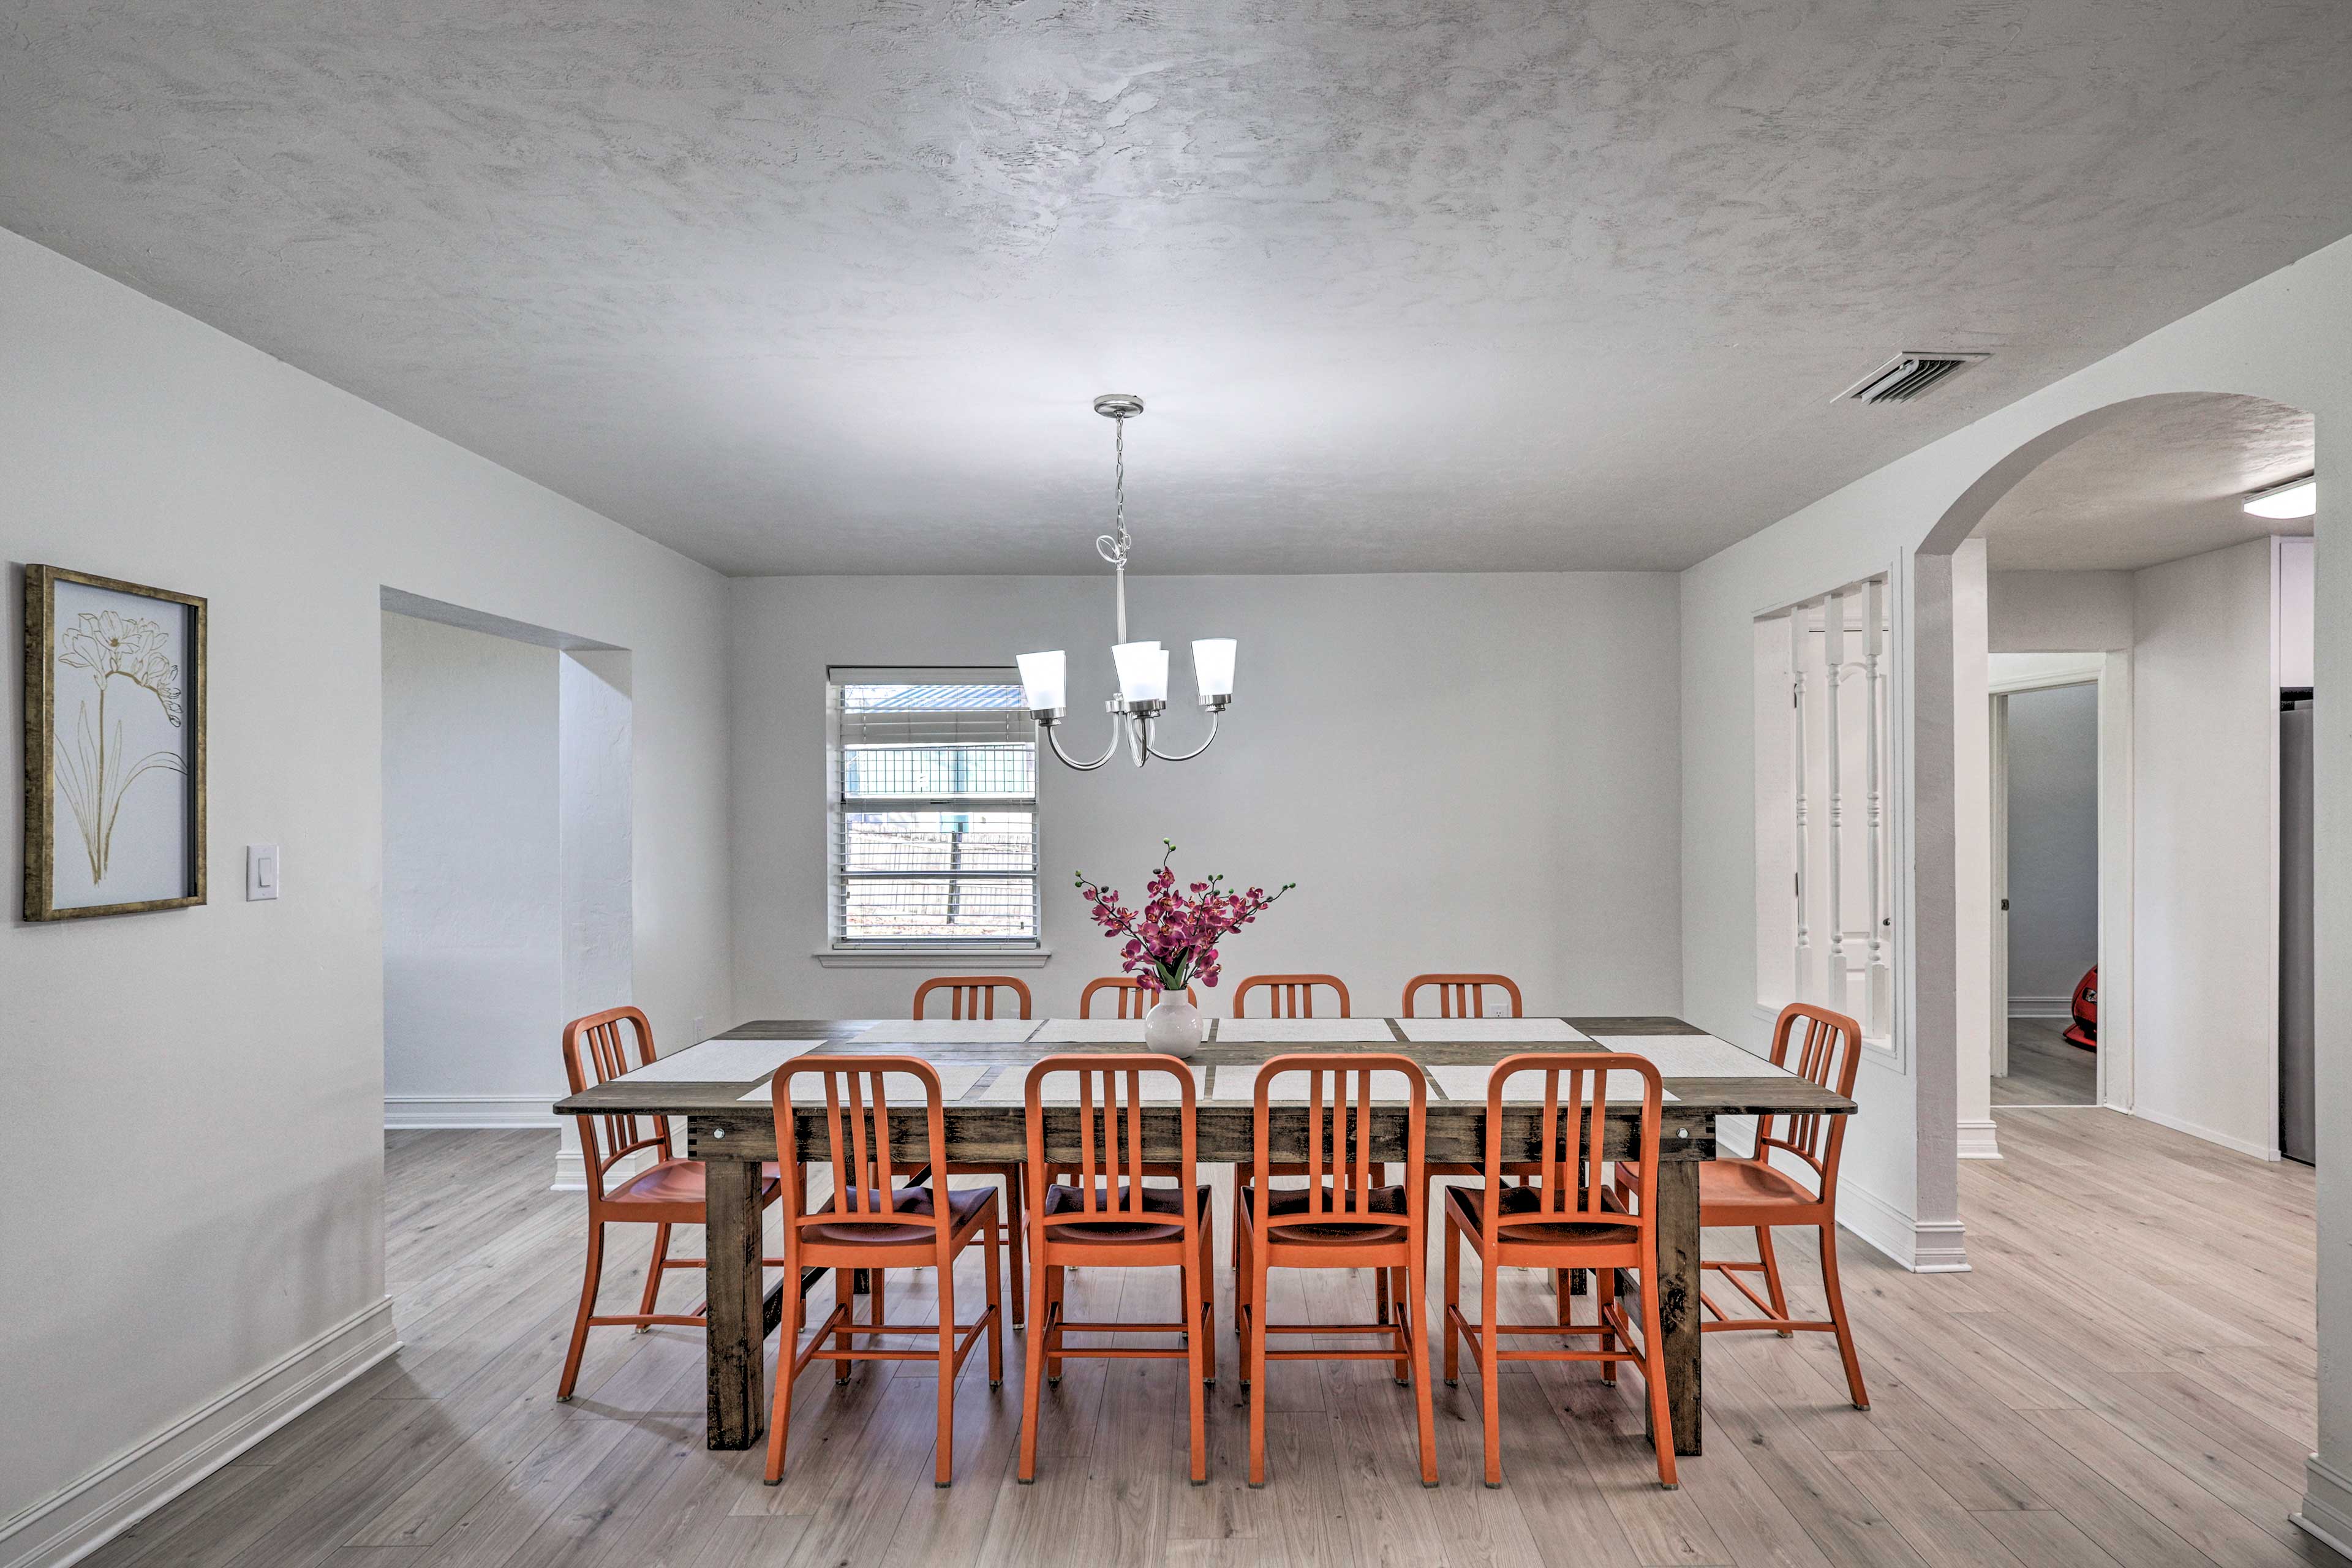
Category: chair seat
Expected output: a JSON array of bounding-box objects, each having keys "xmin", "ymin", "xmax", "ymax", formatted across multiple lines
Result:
[
  {"xmin": 1616, "ymin": 1156, "xmax": 1820, "ymax": 1218},
  {"xmin": 1445, "ymin": 1180, "xmax": 1636, "ymax": 1245},
  {"xmin": 606, "ymin": 1158, "xmax": 783, "ymax": 1209},
  {"xmin": 801, "ymin": 1184, "xmax": 994, "ymax": 1246},
  {"xmin": 1043, "ymin": 1182, "xmax": 1212, "ymax": 1242},
  {"xmin": 1240, "ymin": 1182, "xmax": 1409, "ymax": 1245}
]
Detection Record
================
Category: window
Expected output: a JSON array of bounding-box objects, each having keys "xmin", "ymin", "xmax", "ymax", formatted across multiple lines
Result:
[
  {"xmin": 828, "ymin": 668, "xmax": 1039, "ymax": 947},
  {"xmin": 1755, "ymin": 576, "xmax": 1894, "ymax": 1043}
]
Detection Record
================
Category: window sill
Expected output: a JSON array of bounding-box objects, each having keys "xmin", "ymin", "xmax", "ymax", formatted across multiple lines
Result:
[{"xmin": 814, "ymin": 948, "xmax": 1054, "ymax": 969}]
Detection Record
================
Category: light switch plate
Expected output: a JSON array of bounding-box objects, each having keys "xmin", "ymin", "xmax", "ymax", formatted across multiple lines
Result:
[{"xmin": 246, "ymin": 844, "xmax": 280, "ymax": 901}]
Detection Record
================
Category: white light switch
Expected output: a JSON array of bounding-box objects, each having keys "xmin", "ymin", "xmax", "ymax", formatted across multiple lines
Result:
[{"xmin": 247, "ymin": 844, "xmax": 280, "ymax": 901}]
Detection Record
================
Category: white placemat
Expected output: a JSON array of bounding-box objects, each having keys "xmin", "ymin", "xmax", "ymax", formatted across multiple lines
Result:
[
  {"xmin": 1592, "ymin": 1035, "xmax": 1787, "ymax": 1078},
  {"xmin": 1393, "ymin": 1017, "xmax": 1588, "ymax": 1042},
  {"xmin": 737, "ymin": 1063, "xmax": 989, "ymax": 1105},
  {"xmin": 1216, "ymin": 1017, "xmax": 1397, "ymax": 1043},
  {"xmin": 841, "ymin": 1019, "xmax": 1039, "ymax": 1044},
  {"xmin": 978, "ymin": 1063, "xmax": 1204, "ymax": 1103},
  {"xmin": 1423, "ymin": 1063, "xmax": 1677, "ymax": 1104},
  {"xmin": 1210, "ymin": 1065, "xmax": 1423, "ymax": 1102},
  {"xmin": 1028, "ymin": 1016, "xmax": 1152, "ymax": 1044},
  {"xmin": 625, "ymin": 1039, "xmax": 824, "ymax": 1082}
]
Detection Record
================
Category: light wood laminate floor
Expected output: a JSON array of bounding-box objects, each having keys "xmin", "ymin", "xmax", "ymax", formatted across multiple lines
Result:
[
  {"xmin": 86, "ymin": 1109, "xmax": 2324, "ymax": 1568},
  {"xmin": 1992, "ymin": 1016, "xmax": 2098, "ymax": 1106}
]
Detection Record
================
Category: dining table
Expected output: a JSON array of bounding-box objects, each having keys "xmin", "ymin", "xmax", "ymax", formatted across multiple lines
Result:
[{"xmin": 550, "ymin": 1014, "xmax": 1856, "ymax": 1459}]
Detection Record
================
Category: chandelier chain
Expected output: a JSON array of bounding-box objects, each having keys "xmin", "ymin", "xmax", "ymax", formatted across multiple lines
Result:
[{"xmin": 1094, "ymin": 415, "xmax": 1131, "ymax": 570}]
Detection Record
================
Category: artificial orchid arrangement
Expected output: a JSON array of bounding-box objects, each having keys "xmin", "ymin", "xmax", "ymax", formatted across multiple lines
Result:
[{"xmin": 1074, "ymin": 840, "xmax": 1294, "ymax": 993}]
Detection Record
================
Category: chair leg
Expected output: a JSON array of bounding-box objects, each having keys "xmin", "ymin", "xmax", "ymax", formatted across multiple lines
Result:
[
  {"xmin": 1757, "ymin": 1226, "xmax": 1793, "ymax": 1336},
  {"xmin": 832, "ymin": 1264, "xmax": 856, "ymax": 1384},
  {"xmin": 557, "ymin": 1220, "xmax": 605, "ymax": 1401},
  {"xmin": 984, "ymin": 1216, "xmax": 1005, "ymax": 1389},
  {"xmin": 935, "ymin": 1255, "xmax": 958, "ymax": 1488},
  {"xmin": 1044, "ymin": 1265, "xmax": 1066, "ymax": 1384},
  {"xmin": 1597, "ymin": 1267, "xmax": 1618, "ymax": 1384},
  {"xmin": 1234, "ymin": 1214, "xmax": 1254, "ymax": 1357},
  {"xmin": 1200, "ymin": 1217, "xmax": 1219, "ymax": 1385},
  {"xmin": 1183, "ymin": 1243, "xmax": 1209, "ymax": 1485},
  {"xmin": 635, "ymin": 1223, "xmax": 671, "ymax": 1330},
  {"xmin": 1637, "ymin": 1260, "xmax": 1679, "ymax": 1488},
  {"xmin": 1004, "ymin": 1165, "xmax": 1026, "ymax": 1329},
  {"xmin": 1443, "ymin": 1218, "xmax": 1462, "ymax": 1385},
  {"xmin": 1391, "ymin": 1266, "xmax": 1411, "ymax": 1384},
  {"xmin": 1407, "ymin": 1250, "xmax": 1439, "ymax": 1489},
  {"xmin": 1017, "ymin": 1236, "xmax": 1049, "ymax": 1483},
  {"xmin": 1819, "ymin": 1224, "xmax": 1871, "ymax": 1410},
  {"xmin": 763, "ymin": 1238, "xmax": 803, "ymax": 1486},
  {"xmin": 1479, "ymin": 1259, "xmax": 1502, "ymax": 1487},
  {"xmin": 1376, "ymin": 1262, "xmax": 1393, "ymax": 1327},
  {"xmin": 1247, "ymin": 1251, "xmax": 1271, "ymax": 1487}
]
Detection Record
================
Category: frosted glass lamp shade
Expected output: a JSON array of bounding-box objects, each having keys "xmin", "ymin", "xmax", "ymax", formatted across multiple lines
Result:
[
  {"xmin": 2244, "ymin": 477, "xmax": 2316, "ymax": 519},
  {"xmin": 1112, "ymin": 641, "xmax": 1169, "ymax": 703},
  {"xmin": 1191, "ymin": 638, "xmax": 1237, "ymax": 699},
  {"xmin": 1017, "ymin": 650, "xmax": 1067, "ymax": 712}
]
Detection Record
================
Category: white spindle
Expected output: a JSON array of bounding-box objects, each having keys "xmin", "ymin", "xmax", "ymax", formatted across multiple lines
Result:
[
  {"xmin": 1790, "ymin": 603, "xmax": 1811, "ymax": 997},
  {"xmin": 1863, "ymin": 576, "xmax": 1890, "ymax": 1036},
  {"xmin": 1824, "ymin": 587, "xmax": 1848, "ymax": 1011}
]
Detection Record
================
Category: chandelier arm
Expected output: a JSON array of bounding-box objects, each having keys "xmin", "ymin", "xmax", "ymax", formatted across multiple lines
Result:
[
  {"xmin": 1043, "ymin": 712, "xmax": 1125, "ymax": 772},
  {"xmin": 1142, "ymin": 707, "xmax": 1219, "ymax": 763}
]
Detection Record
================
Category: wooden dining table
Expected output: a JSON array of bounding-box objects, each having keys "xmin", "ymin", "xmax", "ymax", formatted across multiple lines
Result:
[{"xmin": 551, "ymin": 1014, "xmax": 1856, "ymax": 1459}]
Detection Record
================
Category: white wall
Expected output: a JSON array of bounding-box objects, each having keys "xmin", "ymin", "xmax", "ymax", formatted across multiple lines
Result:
[
  {"xmin": 2131, "ymin": 539, "xmax": 2279, "ymax": 1158},
  {"xmin": 1953, "ymin": 542, "xmax": 1995, "ymax": 1158},
  {"xmin": 1678, "ymin": 231, "xmax": 2352, "ymax": 1546},
  {"xmin": 560, "ymin": 650, "xmax": 635, "ymax": 1026},
  {"xmin": 729, "ymin": 572, "xmax": 1684, "ymax": 1021},
  {"xmin": 1989, "ymin": 569, "xmax": 2135, "ymax": 652},
  {"xmin": 0, "ymin": 227, "xmax": 734, "ymax": 1562},
  {"xmin": 382, "ymin": 612, "xmax": 562, "ymax": 1105},
  {"xmin": 2004, "ymin": 682, "xmax": 2100, "ymax": 1007}
]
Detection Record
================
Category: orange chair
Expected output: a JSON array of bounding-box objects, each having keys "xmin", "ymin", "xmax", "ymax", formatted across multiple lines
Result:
[
  {"xmin": 1615, "ymin": 1002, "xmax": 1869, "ymax": 1410},
  {"xmin": 1401, "ymin": 973, "xmax": 1524, "ymax": 1019},
  {"xmin": 764, "ymin": 1056, "xmax": 1004, "ymax": 1488},
  {"xmin": 556, "ymin": 1006, "xmax": 783, "ymax": 1401},
  {"xmin": 914, "ymin": 977, "xmax": 1032, "ymax": 1324},
  {"xmin": 1235, "ymin": 1054, "xmax": 1438, "ymax": 1488},
  {"xmin": 1078, "ymin": 975, "xmax": 1199, "ymax": 1018},
  {"xmin": 1016, "ymin": 1055, "xmax": 1215, "ymax": 1486},
  {"xmin": 1232, "ymin": 973, "xmax": 1351, "ymax": 1017},
  {"xmin": 1444, "ymin": 1053, "xmax": 1678, "ymax": 1488}
]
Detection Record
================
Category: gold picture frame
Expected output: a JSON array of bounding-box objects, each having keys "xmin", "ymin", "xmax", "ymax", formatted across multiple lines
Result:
[{"xmin": 23, "ymin": 564, "xmax": 208, "ymax": 921}]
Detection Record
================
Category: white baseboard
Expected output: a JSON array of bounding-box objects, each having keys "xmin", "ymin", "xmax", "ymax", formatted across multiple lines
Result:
[
  {"xmin": 2133, "ymin": 1104, "xmax": 2280, "ymax": 1161},
  {"xmin": 2007, "ymin": 996, "xmax": 2073, "ymax": 1019},
  {"xmin": 383, "ymin": 1093, "xmax": 559, "ymax": 1129},
  {"xmin": 1957, "ymin": 1118, "xmax": 2003, "ymax": 1161},
  {"xmin": 1836, "ymin": 1179, "xmax": 1972, "ymax": 1273},
  {"xmin": 2297, "ymin": 1455, "xmax": 2352, "ymax": 1562},
  {"xmin": 0, "ymin": 1297, "xmax": 399, "ymax": 1568}
]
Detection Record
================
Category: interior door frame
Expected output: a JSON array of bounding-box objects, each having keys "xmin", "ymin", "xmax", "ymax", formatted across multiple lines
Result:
[{"xmin": 1987, "ymin": 651, "xmax": 2132, "ymax": 1111}]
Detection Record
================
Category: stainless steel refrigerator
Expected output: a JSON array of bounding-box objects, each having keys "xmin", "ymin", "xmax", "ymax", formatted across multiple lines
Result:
[{"xmin": 2282, "ymin": 693, "xmax": 2316, "ymax": 1166}]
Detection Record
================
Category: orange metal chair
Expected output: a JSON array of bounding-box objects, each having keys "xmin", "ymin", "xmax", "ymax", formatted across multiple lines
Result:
[
  {"xmin": 1232, "ymin": 973, "xmax": 1351, "ymax": 1017},
  {"xmin": 1077, "ymin": 975, "xmax": 1199, "ymax": 1018},
  {"xmin": 1016, "ymin": 1055, "xmax": 1215, "ymax": 1486},
  {"xmin": 914, "ymin": 976, "xmax": 1032, "ymax": 1324},
  {"xmin": 1235, "ymin": 1054, "xmax": 1438, "ymax": 1488},
  {"xmin": 764, "ymin": 1056, "xmax": 1004, "ymax": 1488},
  {"xmin": 1401, "ymin": 973, "xmax": 1525, "ymax": 1019},
  {"xmin": 1615, "ymin": 1002, "xmax": 1869, "ymax": 1411},
  {"xmin": 1444, "ymin": 1053, "xmax": 1678, "ymax": 1488},
  {"xmin": 556, "ymin": 1006, "xmax": 783, "ymax": 1402}
]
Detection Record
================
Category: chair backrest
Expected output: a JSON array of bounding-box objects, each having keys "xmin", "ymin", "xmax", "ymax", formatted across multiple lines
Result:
[
  {"xmin": 772, "ymin": 1055, "xmax": 954, "ymax": 1248},
  {"xmin": 561, "ymin": 1006, "xmax": 672, "ymax": 1201},
  {"xmin": 913, "ymin": 975, "xmax": 1033, "ymax": 1021},
  {"xmin": 1400, "ymin": 973, "xmax": 1523, "ymax": 1019},
  {"xmin": 1232, "ymin": 973, "xmax": 1351, "ymax": 1018},
  {"xmin": 1249, "ymin": 1052, "xmax": 1425, "ymax": 1238},
  {"xmin": 1758, "ymin": 1002, "xmax": 1863, "ymax": 1202},
  {"xmin": 1479, "ymin": 1052, "xmax": 1661, "ymax": 1240},
  {"xmin": 1023, "ymin": 1054, "xmax": 1199, "ymax": 1234},
  {"xmin": 1078, "ymin": 976, "xmax": 1200, "ymax": 1019}
]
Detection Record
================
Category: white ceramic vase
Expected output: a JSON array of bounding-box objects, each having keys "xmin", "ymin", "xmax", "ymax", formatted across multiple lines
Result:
[{"xmin": 1144, "ymin": 993, "xmax": 1204, "ymax": 1057}]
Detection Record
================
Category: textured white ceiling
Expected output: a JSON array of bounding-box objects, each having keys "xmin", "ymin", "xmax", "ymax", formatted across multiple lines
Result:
[
  {"xmin": 5, "ymin": 1, "xmax": 2350, "ymax": 575},
  {"xmin": 1977, "ymin": 393, "xmax": 2314, "ymax": 571}
]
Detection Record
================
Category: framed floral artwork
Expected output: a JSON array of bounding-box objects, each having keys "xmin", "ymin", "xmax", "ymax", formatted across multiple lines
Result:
[{"xmin": 22, "ymin": 565, "xmax": 206, "ymax": 920}]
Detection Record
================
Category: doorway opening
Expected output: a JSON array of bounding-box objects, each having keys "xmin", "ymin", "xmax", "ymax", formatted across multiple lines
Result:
[{"xmin": 1991, "ymin": 667, "xmax": 2105, "ymax": 1109}]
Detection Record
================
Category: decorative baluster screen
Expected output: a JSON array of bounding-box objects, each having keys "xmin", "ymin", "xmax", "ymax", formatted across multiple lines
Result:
[{"xmin": 1755, "ymin": 577, "xmax": 1893, "ymax": 1042}]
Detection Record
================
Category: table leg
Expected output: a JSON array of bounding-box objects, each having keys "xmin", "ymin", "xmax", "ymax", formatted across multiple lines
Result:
[
  {"xmin": 705, "ymin": 1155, "xmax": 766, "ymax": 1450},
  {"xmin": 1640, "ymin": 1157, "xmax": 1703, "ymax": 1457}
]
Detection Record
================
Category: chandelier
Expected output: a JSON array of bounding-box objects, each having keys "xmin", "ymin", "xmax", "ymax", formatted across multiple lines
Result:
[{"xmin": 1017, "ymin": 394, "xmax": 1235, "ymax": 770}]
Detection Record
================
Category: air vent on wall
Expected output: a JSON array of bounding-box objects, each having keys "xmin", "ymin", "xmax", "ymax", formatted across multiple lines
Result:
[{"xmin": 1837, "ymin": 351, "xmax": 1989, "ymax": 405}]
